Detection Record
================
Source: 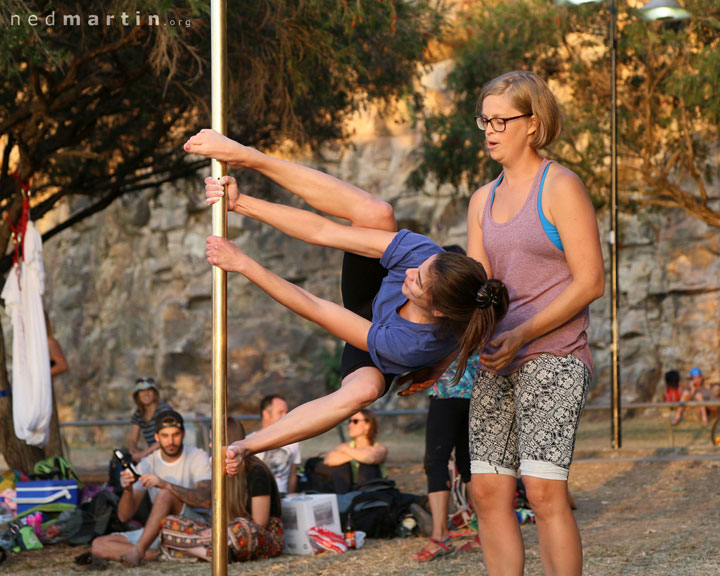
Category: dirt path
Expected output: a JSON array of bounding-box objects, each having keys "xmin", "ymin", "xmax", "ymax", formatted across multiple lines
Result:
[{"xmin": 4, "ymin": 451, "xmax": 719, "ymax": 575}]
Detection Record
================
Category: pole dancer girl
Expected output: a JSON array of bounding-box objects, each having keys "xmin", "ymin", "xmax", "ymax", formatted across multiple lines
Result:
[{"xmin": 183, "ymin": 129, "xmax": 509, "ymax": 474}]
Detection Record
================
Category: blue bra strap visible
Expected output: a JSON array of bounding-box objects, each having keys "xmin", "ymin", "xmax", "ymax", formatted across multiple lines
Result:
[
  {"xmin": 489, "ymin": 174, "xmax": 504, "ymax": 208},
  {"xmin": 537, "ymin": 162, "xmax": 563, "ymax": 252}
]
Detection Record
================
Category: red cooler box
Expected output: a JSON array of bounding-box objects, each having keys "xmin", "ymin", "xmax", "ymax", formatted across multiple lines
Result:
[{"xmin": 15, "ymin": 480, "xmax": 79, "ymax": 514}]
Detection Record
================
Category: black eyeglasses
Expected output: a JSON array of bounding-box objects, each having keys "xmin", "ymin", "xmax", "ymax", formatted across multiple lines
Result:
[
  {"xmin": 348, "ymin": 418, "xmax": 367, "ymax": 425},
  {"xmin": 135, "ymin": 377, "xmax": 156, "ymax": 385},
  {"xmin": 475, "ymin": 114, "xmax": 532, "ymax": 132}
]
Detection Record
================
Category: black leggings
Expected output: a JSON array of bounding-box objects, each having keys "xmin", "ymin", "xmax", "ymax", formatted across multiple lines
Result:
[
  {"xmin": 424, "ymin": 396, "xmax": 471, "ymax": 493},
  {"xmin": 339, "ymin": 252, "xmax": 395, "ymax": 395}
]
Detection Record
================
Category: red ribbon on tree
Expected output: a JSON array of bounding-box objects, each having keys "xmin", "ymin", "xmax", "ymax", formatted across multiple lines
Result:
[{"xmin": 5, "ymin": 171, "xmax": 31, "ymax": 264}]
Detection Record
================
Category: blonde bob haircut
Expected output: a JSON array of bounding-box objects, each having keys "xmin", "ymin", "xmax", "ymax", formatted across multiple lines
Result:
[{"xmin": 478, "ymin": 70, "xmax": 562, "ymax": 150}]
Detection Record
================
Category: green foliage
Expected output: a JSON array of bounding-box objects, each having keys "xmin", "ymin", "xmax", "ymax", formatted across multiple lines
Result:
[
  {"xmin": 0, "ymin": 0, "xmax": 446, "ymax": 255},
  {"xmin": 227, "ymin": 0, "xmax": 446, "ymax": 149},
  {"xmin": 411, "ymin": 0, "xmax": 573, "ymax": 191},
  {"xmin": 414, "ymin": 0, "xmax": 720, "ymax": 226},
  {"xmin": 321, "ymin": 341, "xmax": 344, "ymax": 394}
]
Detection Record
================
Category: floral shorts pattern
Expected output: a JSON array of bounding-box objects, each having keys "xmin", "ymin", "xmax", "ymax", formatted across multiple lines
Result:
[
  {"xmin": 159, "ymin": 515, "xmax": 283, "ymax": 562},
  {"xmin": 469, "ymin": 354, "xmax": 590, "ymax": 477}
]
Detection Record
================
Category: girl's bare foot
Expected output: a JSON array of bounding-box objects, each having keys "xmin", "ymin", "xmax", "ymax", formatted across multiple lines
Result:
[{"xmin": 184, "ymin": 129, "xmax": 253, "ymax": 169}]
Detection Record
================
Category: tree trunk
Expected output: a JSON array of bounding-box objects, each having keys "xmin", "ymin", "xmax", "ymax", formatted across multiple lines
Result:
[
  {"xmin": 43, "ymin": 382, "xmax": 65, "ymax": 458},
  {"xmin": 0, "ymin": 317, "xmax": 45, "ymax": 473}
]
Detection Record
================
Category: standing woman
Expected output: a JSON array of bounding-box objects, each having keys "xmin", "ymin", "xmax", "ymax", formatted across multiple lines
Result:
[
  {"xmin": 467, "ymin": 71, "xmax": 604, "ymax": 576},
  {"xmin": 127, "ymin": 378, "xmax": 173, "ymax": 463}
]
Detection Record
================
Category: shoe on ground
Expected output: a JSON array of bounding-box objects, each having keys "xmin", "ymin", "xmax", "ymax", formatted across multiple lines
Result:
[{"xmin": 410, "ymin": 502, "xmax": 434, "ymax": 538}]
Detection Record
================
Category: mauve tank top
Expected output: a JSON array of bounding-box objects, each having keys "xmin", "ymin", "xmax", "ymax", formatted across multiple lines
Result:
[{"xmin": 481, "ymin": 158, "xmax": 592, "ymax": 376}]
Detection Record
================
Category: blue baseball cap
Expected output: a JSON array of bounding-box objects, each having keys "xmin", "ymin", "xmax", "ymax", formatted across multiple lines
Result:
[{"xmin": 689, "ymin": 367, "xmax": 702, "ymax": 378}]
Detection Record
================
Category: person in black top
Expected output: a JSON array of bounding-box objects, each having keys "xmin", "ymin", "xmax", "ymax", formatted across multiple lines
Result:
[
  {"xmin": 159, "ymin": 418, "xmax": 283, "ymax": 562},
  {"xmin": 304, "ymin": 408, "xmax": 387, "ymax": 494}
]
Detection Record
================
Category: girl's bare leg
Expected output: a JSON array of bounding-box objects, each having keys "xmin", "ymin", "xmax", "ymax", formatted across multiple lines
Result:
[
  {"xmin": 252, "ymin": 155, "xmax": 397, "ymax": 231},
  {"xmin": 237, "ymin": 367, "xmax": 386, "ymax": 454},
  {"xmin": 425, "ymin": 490, "xmax": 451, "ymax": 553},
  {"xmin": 523, "ymin": 476, "xmax": 582, "ymax": 576},
  {"xmin": 471, "ymin": 473, "xmax": 524, "ymax": 576},
  {"xmin": 186, "ymin": 129, "xmax": 396, "ymax": 230}
]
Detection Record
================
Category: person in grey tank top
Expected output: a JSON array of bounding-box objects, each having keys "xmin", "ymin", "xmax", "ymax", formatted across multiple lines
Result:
[{"xmin": 467, "ymin": 71, "xmax": 605, "ymax": 576}]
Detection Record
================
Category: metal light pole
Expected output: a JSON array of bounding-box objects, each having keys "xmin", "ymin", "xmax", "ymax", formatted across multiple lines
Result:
[
  {"xmin": 555, "ymin": 0, "xmax": 621, "ymax": 447},
  {"xmin": 608, "ymin": 0, "xmax": 621, "ymax": 449},
  {"xmin": 555, "ymin": 0, "xmax": 691, "ymax": 449},
  {"xmin": 210, "ymin": 0, "xmax": 228, "ymax": 574}
]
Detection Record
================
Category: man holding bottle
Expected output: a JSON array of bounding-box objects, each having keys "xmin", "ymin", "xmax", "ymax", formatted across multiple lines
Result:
[{"xmin": 91, "ymin": 410, "xmax": 211, "ymax": 566}]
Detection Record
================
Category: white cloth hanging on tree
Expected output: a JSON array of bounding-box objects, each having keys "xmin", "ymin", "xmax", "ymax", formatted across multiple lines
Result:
[{"xmin": 1, "ymin": 220, "xmax": 52, "ymax": 446}]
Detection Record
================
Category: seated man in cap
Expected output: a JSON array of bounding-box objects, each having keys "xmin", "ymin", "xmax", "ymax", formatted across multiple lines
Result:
[
  {"xmin": 92, "ymin": 410, "xmax": 211, "ymax": 566},
  {"xmin": 672, "ymin": 368, "xmax": 715, "ymax": 426}
]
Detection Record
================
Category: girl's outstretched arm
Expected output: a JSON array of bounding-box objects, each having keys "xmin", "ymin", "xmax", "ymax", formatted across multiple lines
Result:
[{"xmin": 206, "ymin": 236, "xmax": 371, "ymax": 351}]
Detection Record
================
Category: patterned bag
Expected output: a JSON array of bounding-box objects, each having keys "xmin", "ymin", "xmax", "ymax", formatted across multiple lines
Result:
[
  {"xmin": 159, "ymin": 515, "xmax": 211, "ymax": 562},
  {"xmin": 159, "ymin": 515, "xmax": 284, "ymax": 562}
]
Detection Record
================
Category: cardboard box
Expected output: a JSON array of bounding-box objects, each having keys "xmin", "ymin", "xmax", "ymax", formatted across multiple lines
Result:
[
  {"xmin": 15, "ymin": 480, "xmax": 78, "ymax": 514},
  {"xmin": 281, "ymin": 493, "xmax": 341, "ymax": 555}
]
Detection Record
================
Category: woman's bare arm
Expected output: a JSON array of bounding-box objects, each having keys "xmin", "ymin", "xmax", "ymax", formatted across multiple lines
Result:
[
  {"xmin": 206, "ymin": 236, "xmax": 372, "ymax": 351},
  {"xmin": 250, "ymin": 495, "xmax": 271, "ymax": 528}
]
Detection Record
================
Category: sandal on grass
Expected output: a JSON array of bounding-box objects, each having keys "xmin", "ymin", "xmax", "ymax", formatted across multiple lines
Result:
[
  {"xmin": 415, "ymin": 537, "xmax": 455, "ymax": 562},
  {"xmin": 458, "ymin": 535, "xmax": 482, "ymax": 553},
  {"xmin": 448, "ymin": 527, "xmax": 474, "ymax": 539}
]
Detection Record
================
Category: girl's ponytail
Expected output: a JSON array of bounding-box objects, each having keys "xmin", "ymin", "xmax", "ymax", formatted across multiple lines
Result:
[{"xmin": 428, "ymin": 251, "xmax": 509, "ymax": 384}]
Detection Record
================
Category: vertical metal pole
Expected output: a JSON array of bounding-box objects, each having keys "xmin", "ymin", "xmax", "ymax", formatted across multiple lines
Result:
[
  {"xmin": 609, "ymin": 0, "xmax": 622, "ymax": 449},
  {"xmin": 210, "ymin": 0, "xmax": 228, "ymax": 573}
]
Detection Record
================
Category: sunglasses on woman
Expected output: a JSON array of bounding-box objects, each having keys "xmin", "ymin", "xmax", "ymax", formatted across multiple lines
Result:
[{"xmin": 348, "ymin": 418, "xmax": 367, "ymax": 425}]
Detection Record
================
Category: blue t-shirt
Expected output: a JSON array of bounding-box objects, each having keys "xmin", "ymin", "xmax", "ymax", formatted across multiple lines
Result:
[{"xmin": 367, "ymin": 229, "xmax": 459, "ymax": 374}]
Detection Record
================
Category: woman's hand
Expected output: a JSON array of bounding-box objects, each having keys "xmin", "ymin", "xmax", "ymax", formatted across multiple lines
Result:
[
  {"xmin": 396, "ymin": 366, "xmax": 442, "ymax": 397},
  {"xmin": 481, "ymin": 328, "xmax": 526, "ymax": 371},
  {"xmin": 205, "ymin": 175, "xmax": 244, "ymax": 212},
  {"xmin": 225, "ymin": 443, "xmax": 245, "ymax": 477},
  {"xmin": 206, "ymin": 236, "xmax": 250, "ymax": 273},
  {"xmin": 128, "ymin": 448, "xmax": 143, "ymax": 462},
  {"xmin": 184, "ymin": 129, "xmax": 254, "ymax": 169}
]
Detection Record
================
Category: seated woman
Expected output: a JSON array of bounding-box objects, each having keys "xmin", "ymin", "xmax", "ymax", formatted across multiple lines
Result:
[
  {"xmin": 159, "ymin": 418, "xmax": 283, "ymax": 562},
  {"xmin": 305, "ymin": 409, "xmax": 387, "ymax": 494},
  {"xmin": 183, "ymin": 129, "xmax": 509, "ymax": 472},
  {"xmin": 127, "ymin": 377, "xmax": 173, "ymax": 463}
]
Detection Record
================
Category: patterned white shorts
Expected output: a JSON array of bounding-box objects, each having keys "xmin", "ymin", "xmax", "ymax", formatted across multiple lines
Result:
[{"xmin": 469, "ymin": 354, "xmax": 590, "ymax": 481}]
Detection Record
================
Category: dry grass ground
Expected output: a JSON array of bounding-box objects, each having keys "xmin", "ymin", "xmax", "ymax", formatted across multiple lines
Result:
[{"xmin": 2, "ymin": 413, "xmax": 719, "ymax": 575}]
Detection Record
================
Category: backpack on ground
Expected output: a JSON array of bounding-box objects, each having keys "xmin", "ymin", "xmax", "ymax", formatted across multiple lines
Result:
[
  {"xmin": 67, "ymin": 488, "xmax": 124, "ymax": 545},
  {"xmin": 30, "ymin": 457, "xmax": 81, "ymax": 486},
  {"xmin": 342, "ymin": 481, "xmax": 420, "ymax": 539},
  {"xmin": 345, "ymin": 488, "xmax": 397, "ymax": 538}
]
